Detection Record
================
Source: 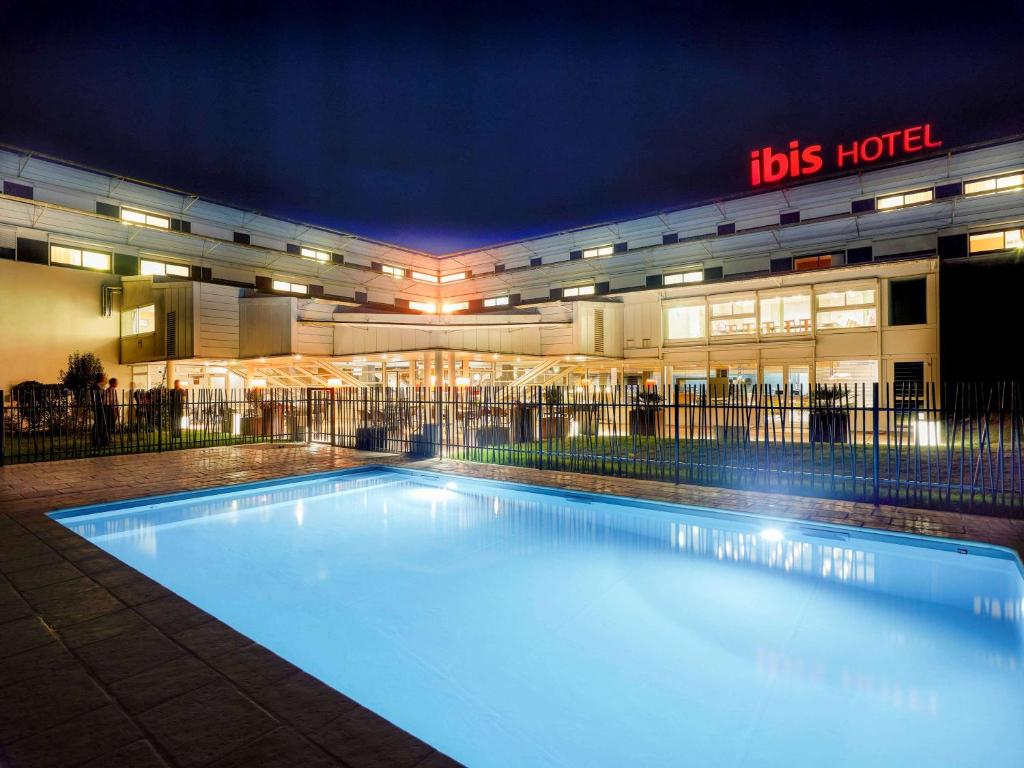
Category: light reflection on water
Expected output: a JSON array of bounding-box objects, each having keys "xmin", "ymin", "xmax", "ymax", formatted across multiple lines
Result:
[{"xmin": 58, "ymin": 469, "xmax": 1024, "ymax": 768}]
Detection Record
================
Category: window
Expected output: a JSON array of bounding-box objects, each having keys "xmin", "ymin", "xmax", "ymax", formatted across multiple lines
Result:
[
  {"xmin": 300, "ymin": 247, "xmax": 329, "ymax": 263},
  {"xmin": 121, "ymin": 304, "xmax": 156, "ymax": 336},
  {"xmin": 440, "ymin": 272, "xmax": 466, "ymax": 283},
  {"xmin": 815, "ymin": 359, "xmax": 879, "ymax": 404},
  {"xmin": 969, "ymin": 228, "xmax": 1024, "ymax": 254},
  {"xmin": 816, "ymin": 286, "xmax": 876, "ymax": 329},
  {"xmin": 709, "ymin": 297, "xmax": 756, "ymax": 336},
  {"xmin": 50, "ymin": 244, "xmax": 111, "ymax": 271},
  {"xmin": 120, "ymin": 208, "xmax": 170, "ymax": 229},
  {"xmin": 583, "ymin": 245, "xmax": 614, "ymax": 258},
  {"xmin": 272, "ymin": 280, "xmax": 307, "ymax": 294},
  {"xmin": 141, "ymin": 259, "xmax": 190, "ymax": 277},
  {"xmin": 563, "ymin": 285, "xmax": 595, "ymax": 298},
  {"xmin": 665, "ymin": 303, "xmax": 706, "ymax": 340},
  {"xmin": 409, "ymin": 301, "xmax": 436, "ymax": 312},
  {"xmin": 484, "ymin": 295, "xmax": 510, "ymax": 307},
  {"xmin": 442, "ymin": 301, "xmax": 469, "ymax": 313},
  {"xmin": 793, "ymin": 254, "xmax": 834, "ymax": 271},
  {"xmin": 964, "ymin": 172, "xmax": 1024, "ymax": 196},
  {"xmin": 664, "ymin": 270, "xmax": 703, "ymax": 285},
  {"xmin": 412, "ymin": 271, "xmax": 438, "ymax": 283},
  {"xmin": 382, "ymin": 264, "xmax": 406, "ymax": 278},
  {"xmin": 889, "ymin": 278, "xmax": 927, "ymax": 326},
  {"xmin": 877, "ymin": 188, "xmax": 934, "ymax": 210},
  {"xmin": 759, "ymin": 293, "xmax": 811, "ymax": 334}
]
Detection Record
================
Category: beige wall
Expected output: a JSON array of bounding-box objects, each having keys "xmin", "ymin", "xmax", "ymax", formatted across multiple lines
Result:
[{"xmin": 0, "ymin": 259, "xmax": 128, "ymax": 390}]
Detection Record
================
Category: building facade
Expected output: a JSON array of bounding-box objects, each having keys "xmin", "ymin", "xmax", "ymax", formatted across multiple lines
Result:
[{"xmin": 1, "ymin": 136, "xmax": 1022, "ymax": 396}]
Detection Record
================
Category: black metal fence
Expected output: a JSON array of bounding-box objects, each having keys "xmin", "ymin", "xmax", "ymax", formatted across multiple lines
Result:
[
  {"xmin": 4, "ymin": 382, "xmax": 1023, "ymax": 516},
  {"xmin": 1, "ymin": 387, "xmax": 307, "ymax": 464}
]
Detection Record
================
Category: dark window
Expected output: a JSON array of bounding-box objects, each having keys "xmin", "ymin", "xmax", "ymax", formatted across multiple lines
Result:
[
  {"xmin": 96, "ymin": 201, "xmax": 120, "ymax": 218},
  {"xmin": 889, "ymin": 278, "xmax": 927, "ymax": 326},
  {"xmin": 717, "ymin": 223, "xmax": 735, "ymax": 236},
  {"xmin": 935, "ymin": 182, "xmax": 963, "ymax": 199},
  {"xmin": 254, "ymin": 275, "xmax": 272, "ymax": 292},
  {"xmin": 851, "ymin": 198, "xmax": 875, "ymax": 214},
  {"xmin": 16, "ymin": 237, "xmax": 48, "ymax": 265},
  {"xmin": 662, "ymin": 233, "xmax": 678, "ymax": 245},
  {"xmin": 779, "ymin": 211, "xmax": 800, "ymax": 225},
  {"xmin": 846, "ymin": 246, "xmax": 873, "ymax": 264},
  {"xmin": 113, "ymin": 253, "xmax": 139, "ymax": 276},
  {"xmin": 569, "ymin": 250, "xmax": 583, "ymax": 261},
  {"xmin": 331, "ymin": 253, "xmax": 344, "ymax": 266},
  {"xmin": 613, "ymin": 242, "xmax": 628, "ymax": 253},
  {"xmin": 530, "ymin": 256, "xmax": 542, "ymax": 267},
  {"xmin": 938, "ymin": 233, "xmax": 968, "ymax": 260},
  {"xmin": 646, "ymin": 274, "xmax": 663, "ymax": 288},
  {"xmin": 494, "ymin": 263, "xmax": 505, "ymax": 273},
  {"xmin": 3, "ymin": 180, "xmax": 33, "ymax": 199},
  {"xmin": 354, "ymin": 291, "xmax": 368, "ymax": 303},
  {"xmin": 549, "ymin": 287, "xmax": 563, "ymax": 299},
  {"xmin": 286, "ymin": 243, "xmax": 301, "ymax": 255},
  {"xmin": 770, "ymin": 257, "xmax": 793, "ymax": 273},
  {"xmin": 233, "ymin": 232, "xmax": 251, "ymax": 245},
  {"xmin": 595, "ymin": 281, "xmax": 610, "ymax": 295},
  {"xmin": 703, "ymin": 266, "xmax": 723, "ymax": 281}
]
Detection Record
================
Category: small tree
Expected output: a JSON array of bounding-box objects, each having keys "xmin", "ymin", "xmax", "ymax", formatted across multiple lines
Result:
[{"xmin": 59, "ymin": 352, "xmax": 105, "ymax": 392}]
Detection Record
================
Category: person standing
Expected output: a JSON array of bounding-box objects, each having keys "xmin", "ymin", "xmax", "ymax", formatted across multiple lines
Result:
[
  {"xmin": 91, "ymin": 374, "xmax": 109, "ymax": 448},
  {"xmin": 105, "ymin": 378, "xmax": 120, "ymax": 446},
  {"xmin": 170, "ymin": 379, "xmax": 186, "ymax": 439}
]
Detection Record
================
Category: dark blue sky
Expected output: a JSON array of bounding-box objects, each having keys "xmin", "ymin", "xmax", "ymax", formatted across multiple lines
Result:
[{"xmin": 1, "ymin": 2, "xmax": 1020, "ymax": 253}]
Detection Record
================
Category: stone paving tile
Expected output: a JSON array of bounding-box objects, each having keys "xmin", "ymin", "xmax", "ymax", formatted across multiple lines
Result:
[
  {"xmin": 138, "ymin": 682, "xmax": 279, "ymax": 768},
  {"xmin": 0, "ymin": 666, "xmax": 110, "ymax": 743},
  {"xmin": 93, "ymin": 568, "xmax": 175, "ymax": 607},
  {"xmin": 75, "ymin": 624, "xmax": 187, "ymax": 685},
  {"xmin": 135, "ymin": 594, "xmax": 210, "ymax": 634},
  {"xmin": 20, "ymin": 573, "xmax": 98, "ymax": 605},
  {"xmin": 208, "ymin": 726, "xmax": 338, "ymax": 768},
  {"xmin": 30, "ymin": 581, "xmax": 125, "ymax": 629},
  {"xmin": 312, "ymin": 706, "xmax": 435, "ymax": 768},
  {"xmin": 59, "ymin": 607, "xmax": 153, "ymax": 649},
  {"xmin": 80, "ymin": 739, "xmax": 171, "ymax": 768},
  {"xmin": 173, "ymin": 619, "xmax": 254, "ymax": 661},
  {"xmin": 0, "ymin": 583, "xmax": 33, "ymax": 624},
  {"xmin": 110, "ymin": 654, "xmax": 221, "ymax": 715},
  {"xmin": 2, "ymin": 703, "xmax": 142, "ymax": 768},
  {"xmin": 0, "ymin": 640, "xmax": 79, "ymax": 688},
  {"xmin": 0, "ymin": 615, "xmax": 55, "ymax": 658},
  {"xmin": 252, "ymin": 670, "xmax": 360, "ymax": 734},
  {"xmin": 0, "ymin": 548, "xmax": 65, "ymax": 575},
  {"xmin": 206, "ymin": 643, "xmax": 301, "ymax": 695}
]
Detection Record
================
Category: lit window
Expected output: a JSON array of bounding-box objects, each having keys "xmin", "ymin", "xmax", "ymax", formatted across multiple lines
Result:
[
  {"xmin": 121, "ymin": 208, "xmax": 170, "ymax": 229},
  {"xmin": 759, "ymin": 294, "xmax": 811, "ymax": 334},
  {"xmin": 382, "ymin": 264, "xmax": 406, "ymax": 278},
  {"xmin": 877, "ymin": 188, "xmax": 934, "ymax": 210},
  {"xmin": 440, "ymin": 272, "xmax": 466, "ymax": 283},
  {"xmin": 665, "ymin": 303, "xmax": 706, "ymax": 340},
  {"xmin": 141, "ymin": 259, "xmax": 190, "ymax": 277},
  {"xmin": 272, "ymin": 280, "xmax": 307, "ymax": 294},
  {"xmin": 969, "ymin": 228, "xmax": 1024, "ymax": 254},
  {"xmin": 563, "ymin": 285, "xmax": 595, "ymax": 298},
  {"xmin": 964, "ymin": 172, "xmax": 1024, "ymax": 196},
  {"xmin": 664, "ymin": 270, "xmax": 703, "ymax": 285},
  {"xmin": 442, "ymin": 301, "xmax": 469, "ymax": 313},
  {"xmin": 582, "ymin": 245, "xmax": 614, "ymax": 258},
  {"xmin": 793, "ymin": 254, "xmax": 833, "ymax": 271},
  {"xmin": 816, "ymin": 287, "xmax": 876, "ymax": 329},
  {"xmin": 300, "ymin": 247, "xmax": 330, "ymax": 263},
  {"xmin": 484, "ymin": 295, "xmax": 510, "ymax": 307},
  {"xmin": 412, "ymin": 271, "xmax": 438, "ymax": 283},
  {"xmin": 121, "ymin": 304, "xmax": 156, "ymax": 336},
  {"xmin": 409, "ymin": 301, "xmax": 436, "ymax": 312},
  {"xmin": 709, "ymin": 297, "xmax": 756, "ymax": 336},
  {"xmin": 50, "ymin": 244, "xmax": 111, "ymax": 271}
]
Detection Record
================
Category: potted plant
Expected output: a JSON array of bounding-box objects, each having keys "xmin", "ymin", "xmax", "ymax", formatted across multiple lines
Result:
[
  {"xmin": 809, "ymin": 386, "xmax": 850, "ymax": 443},
  {"xmin": 539, "ymin": 386, "xmax": 568, "ymax": 439},
  {"xmin": 630, "ymin": 389, "xmax": 663, "ymax": 437}
]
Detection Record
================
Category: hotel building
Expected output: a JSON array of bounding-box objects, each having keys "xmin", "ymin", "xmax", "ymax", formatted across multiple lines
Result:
[{"xmin": 1, "ymin": 136, "xmax": 1022, "ymax": 396}]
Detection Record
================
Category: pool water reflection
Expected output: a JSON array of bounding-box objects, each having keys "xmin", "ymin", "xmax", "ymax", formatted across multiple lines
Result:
[{"xmin": 55, "ymin": 468, "xmax": 1024, "ymax": 768}]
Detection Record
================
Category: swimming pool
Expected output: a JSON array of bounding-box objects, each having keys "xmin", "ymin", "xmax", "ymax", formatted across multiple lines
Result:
[{"xmin": 53, "ymin": 467, "xmax": 1024, "ymax": 767}]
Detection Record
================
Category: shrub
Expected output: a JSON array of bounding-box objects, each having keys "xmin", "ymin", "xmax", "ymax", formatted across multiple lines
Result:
[{"xmin": 59, "ymin": 352, "xmax": 105, "ymax": 392}]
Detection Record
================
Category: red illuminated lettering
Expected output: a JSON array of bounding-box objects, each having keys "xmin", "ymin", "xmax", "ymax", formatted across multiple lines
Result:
[{"xmin": 749, "ymin": 123, "xmax": 944, "ymax": 186}]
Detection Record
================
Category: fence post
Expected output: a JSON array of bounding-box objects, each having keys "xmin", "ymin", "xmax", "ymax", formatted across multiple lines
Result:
[
  {"xmin": 536, "ymin": 386, "xmax": 543, "ymax": 471},
  {"xmin": 330, "ymin": 388, "xmax": 337, "ymax": 447},
  {"xmin": 872, "ymin": 382, "xmax": 880, "ymax": 506},
  {"xmin": 674, "ymin": 381, "xmax": 680, "ymax": 485},
  {"xmin": 156, "ymin": 389, "xmax": 163, "ymax": 453},
  {"xmin": 305, "ymin": 388, "xmax": 312, "ymax": 444},
  {"xmin": 0, "ymin": 390, "xmax": 5, "ymax": 467}
]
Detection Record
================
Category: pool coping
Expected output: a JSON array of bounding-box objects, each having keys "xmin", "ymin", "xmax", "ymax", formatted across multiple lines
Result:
[
  {"xmin": 51, "ymin": 464, "xmax": 1024, "ymax": 575},
  {"xmin": 2, "ymin": 444, "xmax": 1023, "ymax": 767}
]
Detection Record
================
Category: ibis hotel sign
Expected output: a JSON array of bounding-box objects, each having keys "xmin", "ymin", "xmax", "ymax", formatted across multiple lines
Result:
[{"xmin": 749, "ymin": 124, "xmax": 941, "ymax": 187}]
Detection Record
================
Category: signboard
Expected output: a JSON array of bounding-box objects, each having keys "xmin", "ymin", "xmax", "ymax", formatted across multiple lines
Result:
[{"xmin": 750, "ymin": 124, "xmax": 941, "ymax": 186}]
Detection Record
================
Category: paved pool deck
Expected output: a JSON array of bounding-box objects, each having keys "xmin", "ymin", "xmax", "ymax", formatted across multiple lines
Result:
[{"xmin": 1, "ymin": 443, "xmax": 1022, "ymax": 767}]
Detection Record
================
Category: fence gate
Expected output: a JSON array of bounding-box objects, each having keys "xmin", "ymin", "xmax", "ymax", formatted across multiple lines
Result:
[{"xmin": 307, "ymin": 387, "xmax": 336, "ymax": 445}]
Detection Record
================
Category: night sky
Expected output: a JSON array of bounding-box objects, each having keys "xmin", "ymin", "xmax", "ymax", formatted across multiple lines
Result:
[{"xmin": 0, "ymin": 2, "xmax": 1020, "ymax": 254}]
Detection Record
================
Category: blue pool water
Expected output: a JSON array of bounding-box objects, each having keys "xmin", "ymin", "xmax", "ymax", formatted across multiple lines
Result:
[{"xmin": 54, "ymin": 468, "xmax": 1024, "ymax": 767}]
